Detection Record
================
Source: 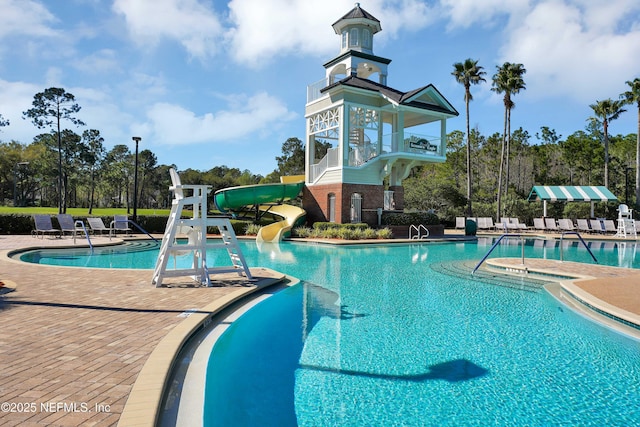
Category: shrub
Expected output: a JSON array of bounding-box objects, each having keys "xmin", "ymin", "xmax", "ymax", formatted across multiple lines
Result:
[
  {"xmin": 376, "ymin": 227, "xmax": 393, "ymax": 239},
  {"xmin": 313, "ymin": 222, "xmax": 368, "ymax": 231},
  {"xmin": 381, "ymin": 211, "xmax": 439, "ymax": 226},
  {"xmin": 244, "ymin": 223, "xmax": 262, "ymax": 235}
]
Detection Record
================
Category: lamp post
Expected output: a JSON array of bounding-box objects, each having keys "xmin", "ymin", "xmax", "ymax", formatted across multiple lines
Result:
[
  {"xmin": 13, "ymin": 161, "xmax": 29, "ymax": 207},
  {"xmin": 132, "ymin": 137, "xmax": 141, "ymax": 223}
]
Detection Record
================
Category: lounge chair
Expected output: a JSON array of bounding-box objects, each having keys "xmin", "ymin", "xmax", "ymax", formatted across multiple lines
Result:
[
  {"xmin": 511, "ymin": 218, "xmax": 529, "ymax": 232},
  {"xmin": 576, "ymin": 219, "xmax": 591, "ymax": 233},
  {"xmin": 32, "ymin": 214, "xmax": 61, "ymax": 239},
  {"xmin": 558, "ymin": 219, "xmax": 575, "ymax": 232},
  {"xmin": 603, "ymin": 220, "xmax": 617, "ymax": 234},
  {"xmin": 110, "ymin": 215, "xmax": 131, "ymax": 236},
  {"xmin": 544, "ymin": 218, "xmax": 559, "ymax": 232},
  {"xmin": 87, "ymin": 217, "xmax": 110, "ymax": 235},
  {"xmin": 533, "ymin": 218, "xmax": 546, "ymax": 232},
  {"xmin": 455, "ymin": 217, "xmax": 465, "ymax": 230},
  {"xmin": 56, "ymin": 214, "xmax": 85, "ymax": 238},
  {"xmin": 589, "ymin": 219, "xmax": 604, "ymax": 234}
]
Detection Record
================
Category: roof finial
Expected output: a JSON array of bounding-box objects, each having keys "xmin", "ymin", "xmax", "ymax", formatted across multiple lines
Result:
[{"xmin": 355, "ymin": 2, "xmax": 360, "ymax": 7}]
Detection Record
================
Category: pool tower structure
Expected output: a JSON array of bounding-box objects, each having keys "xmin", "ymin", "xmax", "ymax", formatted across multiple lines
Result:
[
  {"xmin": 191, "ymin": 3, "xmax": 459, "ymax": 242},
  {"xmin": 302, "ymin": 3, "xmax": 458, "ymax": 225}
]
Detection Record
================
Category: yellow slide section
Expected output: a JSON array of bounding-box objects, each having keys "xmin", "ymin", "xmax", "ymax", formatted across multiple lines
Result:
[{"xmin": 256, "ymin": 204, "xmax": 306, "ymax": 243}]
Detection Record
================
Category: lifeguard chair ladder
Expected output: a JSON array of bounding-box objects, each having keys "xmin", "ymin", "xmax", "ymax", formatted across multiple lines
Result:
[{"xmin": 152, "ymin": 168, "xmax": 252, "ymax": 287}]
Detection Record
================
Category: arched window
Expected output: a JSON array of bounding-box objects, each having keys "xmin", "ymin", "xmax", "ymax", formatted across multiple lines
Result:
[
  {"xmin": 350, "ymin": 28, "xmax": 359, "ymax": 47},
  {"xmin": 328, "ymin": 193, "xmax": 336, "ymax": 222}
]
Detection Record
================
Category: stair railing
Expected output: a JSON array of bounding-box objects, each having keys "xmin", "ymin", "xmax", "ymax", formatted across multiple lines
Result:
[
  {"xmin": 472, "ymin": 233, "xmax": 525, "ymax": 275},
  {"xmin": 559, "ymin": 231, "xmax": 598, "ymax": 263}
]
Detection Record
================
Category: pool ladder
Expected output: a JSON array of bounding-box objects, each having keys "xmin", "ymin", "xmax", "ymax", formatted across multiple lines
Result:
[
  {"xmin": 472, "ymin": 231, "xmax": 597, "ymax": 275},
  {"xmin": 409, "ymin": 224, "xmax": 429, "ymax": 239}
]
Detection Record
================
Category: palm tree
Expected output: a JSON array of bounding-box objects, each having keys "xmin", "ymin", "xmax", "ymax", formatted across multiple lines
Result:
[
  {"xmin": 491, "ymin": 62, "xmax": 526, "ymax": 221},
  {"xmin": 621, "ymin": 78, "xmax": 640, "ymax": 208},
  {"xmin": 589, "ymin": 98, "xmax": 627, "ymax": 189},
  {"xmin": 452, "ymin": 59, "xmax": 486, "ymax": 217}
]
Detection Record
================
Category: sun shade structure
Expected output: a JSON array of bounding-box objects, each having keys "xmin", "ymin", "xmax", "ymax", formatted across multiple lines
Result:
[{"xmin": 527, "ymin": 185, "xmax": 618, "ymax": 218}]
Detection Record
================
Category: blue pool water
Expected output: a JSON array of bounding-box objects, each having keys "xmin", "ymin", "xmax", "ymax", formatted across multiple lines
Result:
[{"xmin": 17, "ymin": 238, "xmax": 640, "ymax": 425}]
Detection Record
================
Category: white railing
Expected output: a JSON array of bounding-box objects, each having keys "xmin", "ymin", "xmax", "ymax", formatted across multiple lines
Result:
[
  {"xmin": 348, "ymin": 143, "xmax": 379, "ymax": 166},
  {"xmin": 307, "ymin": 78, "xmax": 329, "ymax": 103},
  {"xmin": 309, "ymin": 147, "xmax": 340, "ymax": 182}
]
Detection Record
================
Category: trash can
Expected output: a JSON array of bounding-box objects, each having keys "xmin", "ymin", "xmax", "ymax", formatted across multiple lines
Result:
[{"xmin": 465, "ymin": 219, "xmax": 477, "ymax": 236}]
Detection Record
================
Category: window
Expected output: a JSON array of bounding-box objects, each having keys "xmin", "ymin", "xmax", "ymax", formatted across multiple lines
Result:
[
  {"xmin": 350, "ymin": 28, "xmax": 359, "ymax": 47},
  {"xmin": 350, "ymin": 193, "xmax": 362, "ymax": 223},
  {"xmin": 363, "ymin": 29, "xmax": 371, "ymax": 48},
  {"xmin": 341, "ymin": 31, "xmax": 347, "ymax": 49},
  {"xmin": 328, "ymin": 193, "xmax": 336, "ymax": 222}
]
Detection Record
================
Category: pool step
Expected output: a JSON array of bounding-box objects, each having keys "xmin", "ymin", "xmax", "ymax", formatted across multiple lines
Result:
[{"xmin": 431, "ymin": 261, "xmax": 549, "ymax": 292}]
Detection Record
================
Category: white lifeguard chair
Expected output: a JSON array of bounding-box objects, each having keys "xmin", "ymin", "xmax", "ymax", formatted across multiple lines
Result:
[
  {"xmin": 151, "ymin": 168, "xmax": 252, "ymax": 287},
  {"xmin": 615, "ymin": 204, "xmax": 636, "ymax": 239}
]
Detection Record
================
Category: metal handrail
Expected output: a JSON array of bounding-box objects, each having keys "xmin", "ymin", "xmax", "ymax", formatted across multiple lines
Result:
[
  {"xmin": 73, "ymin": 220, "xmax": 93, "ymax": 253},
  {"xmin": 110, "ymin": 219, "xmax": 158, "ymax": 243},
  {"xmin": 472, "ymin": 233, "xmax": 525, "ymax": 275},
  {"xmin": 559, "ymin": 231, "xmax": 598, "ymax": 263},
  {"xmin": 409, "ymin": 224, "xmax": 430, "ymax": 240}
]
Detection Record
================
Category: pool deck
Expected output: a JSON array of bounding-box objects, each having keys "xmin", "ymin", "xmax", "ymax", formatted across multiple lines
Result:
[{"xmin": 0, "ymin": 232, "xmax": 639, "ymax": 426}]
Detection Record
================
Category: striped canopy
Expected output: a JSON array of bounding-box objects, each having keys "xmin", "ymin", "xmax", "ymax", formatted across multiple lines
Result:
[{"xmin": 527, "ymin": 186, "xmax": 617, "ymax": 202}]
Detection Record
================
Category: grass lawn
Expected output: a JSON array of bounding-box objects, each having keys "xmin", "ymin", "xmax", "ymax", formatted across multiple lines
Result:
[{"xmin": 0, "ymin": 207, "xmax": 171, "ymax": 216}]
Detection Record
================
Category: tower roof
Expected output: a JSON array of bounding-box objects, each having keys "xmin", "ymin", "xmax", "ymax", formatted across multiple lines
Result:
[{"xmin": 332, "ymin": 3, "xmax": 381, "ymax": 34}]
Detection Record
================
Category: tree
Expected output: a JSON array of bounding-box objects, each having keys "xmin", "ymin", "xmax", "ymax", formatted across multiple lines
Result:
[
  {"xmin": 0, "ymin": 114, "xmax": 8, "ymax": 129},
  {"xmin": 492, "ymin": 62, "xmax": 526, "ymax": 221},
  {"xmin": 80, "ymin": 129, "xmax": 105, "ymax": 214},
  {"xmin": 589, "ymin": 98, "xmax": 627, "ymax": 188},
  {"xmin": 621, "ymin": 78, "xmax": 640, "ymax": 208},
  {"xmin": 23, "ymin": 87, "xmax": 85, "ymax": 213},
  {"xmin": 452, "ymin": 58, "xmax": 486, "ymax": 217}
]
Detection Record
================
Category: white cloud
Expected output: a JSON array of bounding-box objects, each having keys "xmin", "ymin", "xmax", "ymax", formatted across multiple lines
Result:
[
  {"xmin": 0, "ymin": 0, "xmax": 58, "ymax": 39},
  {"xmin": 499, "ymin": 0, "xmax": 640, "ymax": 103},
  {"xmin": 72, "ymin": 49, "xmax": 122, "ymax": 75},
  {"xmin": 112, "ymin": 0, "xmax": 224, "ymax": 59},
  {"xmin": 142, "ymin": 92, "xmax": 297, "ymax": 145},
  {"xmin": 440, "ymin": 0, "xmax": 531, "ymax": 29},
  {"xmin": 227, "ymin": 0, "xmax": 437, "ymax": 67}
]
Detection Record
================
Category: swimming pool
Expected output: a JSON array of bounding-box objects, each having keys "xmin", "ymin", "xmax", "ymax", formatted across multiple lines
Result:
[{"xmin": 16, "ymin": 238, "xmax": 640, "ymax": 425}]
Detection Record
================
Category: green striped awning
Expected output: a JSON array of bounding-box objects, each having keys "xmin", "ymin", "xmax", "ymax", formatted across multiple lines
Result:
[{"xmin": 527, "ymin": 186, "xmax": 617, "ymax": 202}]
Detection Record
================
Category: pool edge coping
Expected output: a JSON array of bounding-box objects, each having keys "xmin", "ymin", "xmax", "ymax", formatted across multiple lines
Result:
[{"xmin": 116, "ymin": 269, "xmax": 298, "ymax": 427}]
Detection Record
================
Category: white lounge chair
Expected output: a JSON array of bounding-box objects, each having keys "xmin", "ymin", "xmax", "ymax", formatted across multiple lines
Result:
[
  {"xmin": 511, "ymin": 218, "xmax": 529, "ymax": 232},
  {"xmin": 577, "ymin": 219, "xmax": 591, "ymax": 233},
  {"xmin": 589, "ymin": 219, "xmax": 604, "ymax": 234},
  {"xmin": 558, "ymin": 219, "xmax": 575, "ymax": 232},
  {"xmin": 110, "ymin": 215, "xmax": 131, "ymax": 236},
  {"xmin": 544, "ymin": 218, "xmax": 559, "ymax": 232},
  {"xmin": 603, "ymin": 220, "xmax": 617, "ymax": 234},
  {"xmin": 87, "ymin": 217, "xmax": 110, "ymax": 235},
  {"xmin": 455, "ymin": 217, "xmax": 465, "ymax": 230},
  {"xmin": 56, "ymin": 214, "xmax": 85, "ymax": 238},
  {"xmin": 533, "ymin": 218, "xmax": 546, "ymax": 232},
  {"xmin": 32, "ymin": 214, "xmax": 61, "ymax": 239}
]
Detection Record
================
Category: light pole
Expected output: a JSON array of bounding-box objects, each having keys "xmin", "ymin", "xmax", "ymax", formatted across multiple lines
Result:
[
  {"xmin": 132, "ymin": 137, "xmax": 141, "ymax": 223},
  {"xmin": 13, "ymin": 161, "xmax": 29, "ymax": 207}
]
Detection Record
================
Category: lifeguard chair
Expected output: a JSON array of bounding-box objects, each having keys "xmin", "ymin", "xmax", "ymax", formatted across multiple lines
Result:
[{"xmin": 616, "ymin": 204, "xmax": 636, "ymax": 238}]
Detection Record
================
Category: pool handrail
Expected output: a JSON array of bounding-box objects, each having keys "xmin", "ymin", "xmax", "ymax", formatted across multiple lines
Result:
[
  {"xmin": 560, "ymin": 231, "xmax": 598, "ymax": 263},
  {"xmin": 473, "ymin": 231, "xmax": 598, "ymax": 275},
  {"xmin": 74, "ymin": 220, "xmax": 93, "ymax": 253},
  {"xmin": 472, "ymin": 233, "xmax": 525, "ymax": 275},
  {"xmin": 409, "ymin": 224, "xmax": 430, "ymax": 239},
  {"xmin": 112, "ymin": 219, "xmax": 158, "ymax": 243}
]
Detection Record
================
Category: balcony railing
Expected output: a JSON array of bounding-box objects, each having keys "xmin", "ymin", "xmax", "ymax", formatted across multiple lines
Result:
[
  {"xmin": 307, "ymin": 78, "xmax": 329, "ymax": 103},
  {"xmin": 309, "ymin": 147, "xmax": 340, "ymax": 182}
]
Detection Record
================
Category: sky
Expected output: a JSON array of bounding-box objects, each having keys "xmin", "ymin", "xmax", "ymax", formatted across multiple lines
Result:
[{"xmin": 0, "ymin": 0, "xmax": 639, "ymax": 176}]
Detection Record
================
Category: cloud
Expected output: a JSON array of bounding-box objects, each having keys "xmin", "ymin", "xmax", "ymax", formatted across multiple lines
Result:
[
  {"xmin": 440, "ymin": 0, "xmax": 531, "ymax": 29},
  {"xmin": 142, "ymin": 92, "xmax": 298, "ymax": 146},
  {"xmin": 0, "ymin": 0, "xmax": 58, "ymax": 39},
  {"xmin": 227, "ymin": 0, "xmax": 437, "ymax": 67},
  {"xmin": 499, "ymin": 0, "xmax": 640, "ymax": 103},
  {"xmin": 112, "ymin": 0, "xmax": 224, "ymax": 59}
]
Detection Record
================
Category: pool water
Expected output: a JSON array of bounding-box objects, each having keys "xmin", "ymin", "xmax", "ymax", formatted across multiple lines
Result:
[{"xmin": 17, "ymin": 238, "xmax": 640, "ymax": 425}]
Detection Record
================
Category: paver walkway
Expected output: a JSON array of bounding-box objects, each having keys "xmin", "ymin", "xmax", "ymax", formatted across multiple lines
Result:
[{"xmin": 0, "ymin": 235, "xmax": 274, "ymax": 426}]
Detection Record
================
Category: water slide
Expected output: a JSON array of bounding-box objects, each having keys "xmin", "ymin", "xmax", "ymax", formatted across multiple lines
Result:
[{"xmin": 213, "ymin": 177, "xmax": 305, "ymax": 243}]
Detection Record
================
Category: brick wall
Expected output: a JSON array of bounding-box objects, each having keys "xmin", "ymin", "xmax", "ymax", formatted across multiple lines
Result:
[{"xmin": 303, "ymin": 183, "xmax": 386, "ymax": 225}]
